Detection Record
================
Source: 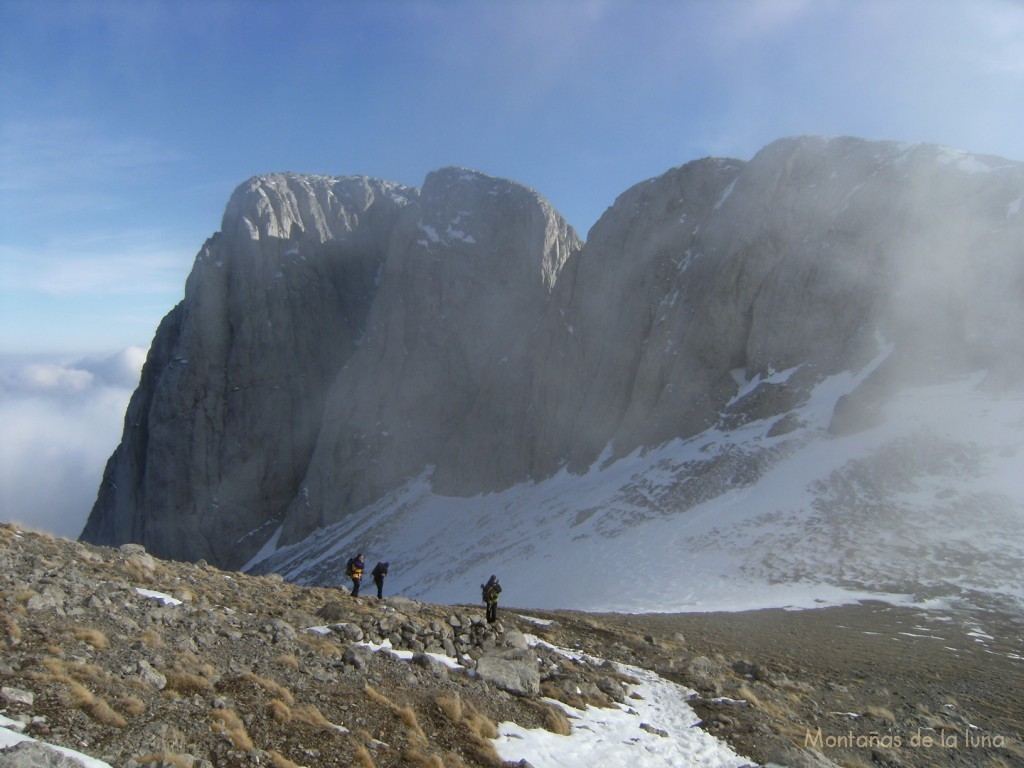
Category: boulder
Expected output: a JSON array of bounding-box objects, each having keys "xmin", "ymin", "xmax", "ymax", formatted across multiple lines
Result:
[
  {"xmin": 0, "ymin": 741, "xmax": 87, "ymax": 768},
  {"xmin": 476, "ymin": 652, "xmax": 541, "ymax": 697}
]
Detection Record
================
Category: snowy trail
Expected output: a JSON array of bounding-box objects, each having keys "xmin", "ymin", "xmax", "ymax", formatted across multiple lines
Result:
[{"xmin": 492, "ymin": 638, "xmax": 751, "ymax": 768}]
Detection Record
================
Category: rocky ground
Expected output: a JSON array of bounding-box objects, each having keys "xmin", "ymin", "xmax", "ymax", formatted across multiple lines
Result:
[{"xmin": 1, "ymin": 523, "xmax": 1021, "ymax": 768}]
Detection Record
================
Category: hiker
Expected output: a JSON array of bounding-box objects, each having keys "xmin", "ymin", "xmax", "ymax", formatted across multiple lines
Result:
[
  {"xmin": 345, "ymin": 553, "xmax": 365, "ymax": 596},
  {"xmin": 372, "ymin": 560, "xmax": 389, "ymax": 599},
  {"xmin": 481, "ymin": 574, "xmax": 501, "ymax": 624}
]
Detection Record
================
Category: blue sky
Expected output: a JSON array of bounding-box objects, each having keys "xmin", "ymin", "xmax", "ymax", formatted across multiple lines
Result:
[
  {"xmin": 2, "ymin": 0, "xmax": 1024, "ymax": 536},
  {"xmin": 3, "ymin": 0, "xmax": 1024, "ymax": 356}
]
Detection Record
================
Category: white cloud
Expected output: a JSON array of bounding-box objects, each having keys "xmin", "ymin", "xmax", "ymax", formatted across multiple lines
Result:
[
  {"xmin": 11, "ymin": 363, "xmax": 94, "ymax": 393},
  {"xmin": 0, "ymin": 350, "xmax": 144, "ymax": 540}
]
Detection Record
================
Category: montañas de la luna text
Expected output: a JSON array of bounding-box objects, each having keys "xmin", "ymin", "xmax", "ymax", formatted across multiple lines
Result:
[{"xmin": 805, "ymin": 728, "xmax": 1005, "ymax": 751}]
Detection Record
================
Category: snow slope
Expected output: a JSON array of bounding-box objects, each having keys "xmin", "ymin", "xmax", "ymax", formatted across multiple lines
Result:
[
  {"xmin": 249, "ymin": 355, "xmax": 1024, "ymax": 615},
  {"xmin": 492, "ymin": 634, "xmax": 750, "ymax": 768}
]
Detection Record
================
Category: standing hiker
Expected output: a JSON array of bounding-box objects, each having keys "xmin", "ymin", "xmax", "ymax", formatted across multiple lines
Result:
[
  {"xmin": 345, "ymin": 553, "xmax": 365, "ymax": 597},
  {"xmin": 481, "ymin": 574, "xmax": 502, "ymax": 624},
  {"xmin": 372, "ymin": 561, "xmax": 389, "ymax": 599}
]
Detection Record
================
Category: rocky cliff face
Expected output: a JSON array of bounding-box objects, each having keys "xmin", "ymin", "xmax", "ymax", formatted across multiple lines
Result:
[
  {"xmin": 83, "ymin": 174, "xmax": 418, "ymax": 564},
  {"xmin": 278, "ymin": 168, "xmax": 581, "ymax": 547},
  {"xmin": 82, "ymin": 137, "xmax": 1024, "ymax": 574}
]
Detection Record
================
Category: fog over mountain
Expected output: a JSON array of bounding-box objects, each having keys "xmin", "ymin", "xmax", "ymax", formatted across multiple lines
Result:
[{"xmin": 81, "ymin": 137, "xmax": 1024, "ymax": 612}]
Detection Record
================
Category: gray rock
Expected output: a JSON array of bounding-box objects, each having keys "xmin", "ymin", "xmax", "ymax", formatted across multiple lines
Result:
[
  {"xmin": 686, "ymin": 656, "xmax": 725, "ymax": 693},
  {"xmin": 501, "ymin": 628, "xmax": 529, "ymax": 650},
  {"xmin": 25, "ymin": 587, "xmax": 67, "ymax": 613},
  {"xmin": 267, "ymin": 619, "xmax": 298, "ymax": 643},
  {"xmin": 731, "ymin": 659, "xmax": 763, "ymax": 680},
  {"xmin": 342, "ymin": 644, "xmax": 374, "ymax": 670},
  {"xmin": 383, "ymin": 596, "xmax": 421, "ymax": 614},
  {"xmin": 1, "ymin": 686, "xmax": 34, "ymax": 706},
  {"xmin": 476, "ymin": 653, "xmax": 540, "ymax": 697},
  {"xmin": 135, "ymin": 660, "xmax": 167, "ymax": 691},
  {"xmin": 0, "ymin": 741, "xmax": 87, "ymax": 768},
  {"xmin": 315, "ymin": 601, "xmax": 347, "ymax": 622},
  {"xmin": 330, "ymin": 623, "xmax": 364, "ymax": 643},
  {"xmin": 411, "ymin": 652, "xmax": 450, "ymax": 679}
]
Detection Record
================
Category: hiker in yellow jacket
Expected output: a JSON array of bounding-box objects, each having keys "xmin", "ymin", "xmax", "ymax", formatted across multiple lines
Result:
[{"xmin": 345, "ymin": 553, "xmax": 365, "ymax": 597}]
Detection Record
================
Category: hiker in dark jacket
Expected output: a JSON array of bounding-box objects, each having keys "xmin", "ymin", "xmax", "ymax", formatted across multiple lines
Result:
[
  {"xmin": 372, "ymin": 561, "xmax": 389, "ymax": 599},
  {"xmin": 345, "ymin": 553, "xmax": 365, "ymax": 596},
  {"xmin": 481, "ymin": 575, "xmax": 501, "ymax": 623}
]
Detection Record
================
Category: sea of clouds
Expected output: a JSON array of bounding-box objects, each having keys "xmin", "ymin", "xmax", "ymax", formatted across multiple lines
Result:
[{"xmin": 0, "ymin": 347, "xmax": 146, "ymax": 539}]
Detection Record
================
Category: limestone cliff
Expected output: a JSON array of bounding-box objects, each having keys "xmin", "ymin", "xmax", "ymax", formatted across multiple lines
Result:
[
  {"xmin": 83, "ymin": 174, "xmax": 418, "ymax": 564},
  {"xmin": 82, "ymin": 137, "xmax": 1024, "ymax": 571}
]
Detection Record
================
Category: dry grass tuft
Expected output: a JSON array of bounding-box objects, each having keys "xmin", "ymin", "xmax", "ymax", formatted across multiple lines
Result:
[
  {"xmin": 462, "ymin": 700, "xmax": 498, "ymax": 741},
  {"xmin": 435, "ymin": 694, "xmax": 463, "ymax": 722},
  {"xmin": 66, "ymin": 681, "xmax": 128, "ymax": 727},
  {"xmin": 924, "ymin": 717, "xmax": 961, "ymax": 734},
  {"xmin": 211, "ymin": 708, "xmax": 254, "ymax": 751},
  {"xmin": 433, "ymin": 694, "xmax": 502, "ymax": 766},
  {"xmin": 116, "ymin": 695, "xmax": 147, "ymax": 717},
  {"xmin": 352, "ymin": 742, "xmax": 377, "ymax": 768},
  {"xmin": 269, "ymin": 751, "xmax": 306, "ymax": 768},
  {"xmin": 71, "ymin": 626, "xmax": 110, "ymax": 650},
  {"xmin": 540, "ymin": 681, "xmax": 586, "ymax": 710},
  {"xmin": 40, "ymin": 657, "xmax": 108, "ymax": 686},
  {"xmin": 2, "ymin": 614, "xmax": 21, "ymax": 645},
  {"xmin": 269, "ymin": 699, "xmax": 292, "ymax": 723},
  {"xmin": 273, "ymin": 653, "xmax": 300, "ymax": 670},
  {"xmin": 364, "ymin": 684, "xmax": 427, "ymax": 745},
  {"xmin": 300, "ymin": 634, "xmax": 344, "ymax": 658},
  {"xmin": 163, "ymin": 670, "xmax": 213, "ymax": 695},
  {"xmin": 177, "ymin": 651, "xmax": 217, "ymax": 679},
  {"xmin": 738, "ymin": 683, "xmax": 793, "ymax": 720},
  {"xmin": 401, "ymin": 750, "xmax": 444, "ymax": 767},
  {"xmin": 123, "ymin": 559, "xmax": 155, "ymax": 584},
  {"xmin": 738, "ymin": 684, "xmax": 763, "ymax": 707},
  {"xmin": 864, "ymin": 704, "xmax": 897, "ymax": 723},
  {"xmin": 396, "ymin": 705, "xmax": 426, "ymax": 742},
  {"xmin": 292, "ymin": 704, "xmax": 335, "ymax": 729},
  {"xmin": 242, "ymin": 671, "xmax": 295, "ymax": 705},
  {"xmin": 536, "ymin": 701, "xmax": 571, "ymax": 736},
  {"xmin": 139, "ymin": 630, "xmax": 163, "ymax": 649}
]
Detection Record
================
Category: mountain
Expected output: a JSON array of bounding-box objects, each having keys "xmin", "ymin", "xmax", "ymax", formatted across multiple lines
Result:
[{"xmin": 82, "ymin": 136, "xmax": 1024, "ymax": 614}]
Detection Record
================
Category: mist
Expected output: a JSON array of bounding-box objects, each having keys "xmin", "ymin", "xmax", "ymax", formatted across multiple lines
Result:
[{"xmin": 0, "ymin": 347, "xmax": 145, "ymax": 539}]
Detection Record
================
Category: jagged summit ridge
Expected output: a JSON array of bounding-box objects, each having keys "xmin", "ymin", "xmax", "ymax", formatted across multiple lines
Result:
[{"xmin": 221, "ymin": 172, "xmax": 418, "ymax": 243}]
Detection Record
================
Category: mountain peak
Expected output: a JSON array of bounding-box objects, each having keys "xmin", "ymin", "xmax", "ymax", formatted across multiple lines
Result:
[{"xmin": 83, "ymin": 138, "xmax": 1024, "ymax": 617}]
